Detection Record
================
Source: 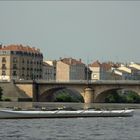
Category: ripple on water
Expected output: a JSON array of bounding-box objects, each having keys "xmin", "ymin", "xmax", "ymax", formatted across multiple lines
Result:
[{"xmin": 0, "ymin": 110, "xmax": 140, "ymax": 140}]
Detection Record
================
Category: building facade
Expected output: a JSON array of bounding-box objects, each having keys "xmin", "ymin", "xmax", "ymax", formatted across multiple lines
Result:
[
  {"xmin": 56, "ymin": 58, "xmax": 86, "ymax": 81},
  {"xmin": 0, "ymin": 44, "xmax": 43, "ymax": 81},
  {"xmin": 43, "ymin": 60, "xmax": 56, "ymax": 80},
  {"xmin": 89, "ymin": 60, "xmax": 101, "ymax": 80},
  {"xmin": 89, "ymin": 61, "xmax": 121, "ymax": 80}
]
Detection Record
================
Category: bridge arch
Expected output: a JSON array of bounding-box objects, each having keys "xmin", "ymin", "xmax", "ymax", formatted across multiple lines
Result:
[
  {"xmin": 39, "ymin": 86, "xmax": 84, "ymax": 102},
  {"xmin": 15, "ymin": 80, "xmax": 140, "ymax": 103},
  {"xmin": 94, "ymin": 87, "xmax": 140, "ymax": 103}
]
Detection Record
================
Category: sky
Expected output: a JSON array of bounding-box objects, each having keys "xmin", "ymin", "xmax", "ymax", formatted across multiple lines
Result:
[{"xmin": 0, "ymin": 1, "xmax": 140, "ymax": 63}]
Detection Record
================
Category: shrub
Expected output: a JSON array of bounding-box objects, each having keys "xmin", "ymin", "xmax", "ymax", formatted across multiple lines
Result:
[{"xmin": 0, "ymin": 87, "xmax": 3, "ymax": 101}]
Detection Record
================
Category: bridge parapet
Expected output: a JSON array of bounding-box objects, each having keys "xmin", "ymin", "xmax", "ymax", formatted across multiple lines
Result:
[{"xmin": 14, "ymin": 80, "xmax": 140, "ymax": 85}]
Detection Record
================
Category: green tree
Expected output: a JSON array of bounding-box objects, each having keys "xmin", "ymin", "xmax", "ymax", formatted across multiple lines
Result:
[
  {"xmin": 105, "ymin": 90, "xmax": 140, "ymax": 103},
  {"xmin": 54, "ymin": 92, "xmax": 83, "ymax": 102},
  {"xmin": 0, "ymin": 87, "xmax": 3, "ymax": 101},
  {"xmin": 105, "ymin": 94, "xmax": 115, "ymax": 103},
  {"xmin": 55, "ymin": 94, "xmax": 73, "ymax": 102}
]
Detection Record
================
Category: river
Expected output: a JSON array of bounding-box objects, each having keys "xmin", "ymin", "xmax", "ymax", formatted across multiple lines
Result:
[
  {"xmin": 0, "ymin": 103, "xmax": 140, "ymax": 140},
  {"xmin": 0, "ymin": 109, "xmax": 139, "ymax": 140}
]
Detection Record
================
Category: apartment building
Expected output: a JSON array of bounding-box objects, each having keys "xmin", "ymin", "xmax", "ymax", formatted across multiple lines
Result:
[
  {"xmin": 89, "ymin": 60, "xmax": 101, "ymax": 80},
  {"xmin": 56, "ymin": 58, "xmax": 86, "ymax": 81},
  {"xmin": 0, "ymin": 44, "xmax": 43, "ymax": 81},
  {"xmin": 43, "ymin": 60, "xmax": 56, "ymax": 80},
  {"xmin": 129, "ymin": 62, "xmax": 140, "ymax": 80},
  {"xmin": 129, "ymin": 62, "xmax": 140, "ymax": 70},
  {"xmin": 89, "ymin": 61, "xmax": 121, "ymax": 80}
]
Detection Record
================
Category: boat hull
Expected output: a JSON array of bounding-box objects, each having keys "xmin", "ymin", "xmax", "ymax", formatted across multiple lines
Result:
[{"xmin": 0, "ymin": 109, "xmax": 134, "ymax": 119}]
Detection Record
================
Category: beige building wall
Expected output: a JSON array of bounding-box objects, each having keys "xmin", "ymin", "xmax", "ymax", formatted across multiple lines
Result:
[
  {"xmin": 129, "ymin": 63, "xmax": 140, "ymax": 70},
  {"xmin": 0, "ymin": 54, "xmax": 11, "ymax": 81},
  {"xmin": 56, "ymin": 61, "xmax": 69, "ymax": 81},
  {"xmin": 56, "ymin": 58, "xmax": 86, "ymax": 81},
  {"xmin": 118, "ymin": 66, "xmax": 131, "ymax": 73},
  {"xmin": 0, "ymin": 45, "xmax": 43, "ymax": 81},
  {"xmin": 89, "ymin": 66, "xmax": 100, "ymax": 80}
]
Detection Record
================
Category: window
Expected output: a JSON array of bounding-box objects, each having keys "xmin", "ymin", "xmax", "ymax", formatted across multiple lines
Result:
[
  {"xmin": 2, "ymin": 51, "xmax": 6, "ymax": 54},
  {"xmin": 13, "ymin": 57, "xmax": 17, "ymax": 63},
  {"xmin": 27, "ymin": 60, "xmax": 29, "ymax": 64},
  {"xmin": 2, "ymin": 57, "xmax": 6, "ymax": 62},
  {"xmin": 2, "ymin": 64, "xmax": 6, "ymax": 69},
  {"xmin": 22, "ymin": 59, "xmax": 24, "ymax": 63},
  {"xmin": 13, "ymin": 71, "xmax": 17, "ymax": 76},
  {"xmin": 2, "ymin": 71, "xmax": 6, "ymax": 76},
  {"xmin": 13, "ymin": 64, "xmax": 17, "ymax": 69}
]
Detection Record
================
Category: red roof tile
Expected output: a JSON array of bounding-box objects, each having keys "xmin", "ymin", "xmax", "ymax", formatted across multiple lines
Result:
[
  {"xmin": 0, "ymin": 44, "xmax": 41, "ymax": 54},
  {"xmin": 60, "ymin": 58, "xmax": 84, "ymax": 65},
  {"xmin": 101, "ymin": 63, "xmax": 112, "ymax": 70},
  {"xmin": 89, "ymin": 60, "xmax": 101, "ymax": 67}
]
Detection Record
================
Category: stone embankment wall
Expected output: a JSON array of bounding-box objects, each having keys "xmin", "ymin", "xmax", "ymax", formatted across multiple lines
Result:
[{"xmin": 0, "ymin": 82, "xmax": 31, "ymax": 101}]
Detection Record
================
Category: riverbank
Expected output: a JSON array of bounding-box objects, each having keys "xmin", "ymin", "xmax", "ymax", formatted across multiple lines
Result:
[{"xmin": 0, "ymin": 102, "xmax": 140, "ymax": 110}]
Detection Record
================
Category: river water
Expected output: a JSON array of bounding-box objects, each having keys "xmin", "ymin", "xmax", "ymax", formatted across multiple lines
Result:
[{"xmin": 0, "ymin": 103, "xmax": 140, "ymax": 140}]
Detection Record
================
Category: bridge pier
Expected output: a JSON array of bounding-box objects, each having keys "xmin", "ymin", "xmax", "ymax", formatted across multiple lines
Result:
[
  {"xmin": 84, "ymin": 87, "xmax": 94, "ymax": 103},
  {"xmin": 33, "ymin": 81, "xmax": 39, "ymax": 102}
]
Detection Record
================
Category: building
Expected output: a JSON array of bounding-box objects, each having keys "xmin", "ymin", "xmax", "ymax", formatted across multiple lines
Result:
[
  {"xmin": 89, "ymin": 61, "xmax": 121, "ymax": 80},
  {"xmin": 43, "ymin": 60, "xmax": 56, "ymax": 80},
  {"xmin": 0, "ymin": 44, "xmax": 43, "ymax": 81},
  {"xmin": 56, "ymin": 58, "xmax": 86, "ymax": 81},
  {"xmin": 89, "ymin": 60, "xmax": 101, "ymax": 80},
  {"xmin": 129, "ymin": 62, "xmax": 140, "ymax": 80},
  {"xmin": 113, "ymin": 69, "xmax": 131, "ymax": 80},
  {"xmin": 129, "ymin": 62, "xmax": 140, "ymax": 70}
]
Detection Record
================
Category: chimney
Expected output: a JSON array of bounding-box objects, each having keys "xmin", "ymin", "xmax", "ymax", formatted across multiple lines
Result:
[
  {"xmin": 69, "ymin": 58, "xmax": 72, "ymax": 64},
  {"xmin": 79, "ymin": 58, "xmax": 81, "ymax": 62},
  {"xmin": 37, "ymin": 48, "xmax": 40, "ymax": 52}
]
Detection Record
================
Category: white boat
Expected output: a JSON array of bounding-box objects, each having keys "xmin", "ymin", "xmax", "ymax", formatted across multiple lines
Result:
[{"xmin": 0, "ymin": 108, "xmax": 134, "ymax": 119}]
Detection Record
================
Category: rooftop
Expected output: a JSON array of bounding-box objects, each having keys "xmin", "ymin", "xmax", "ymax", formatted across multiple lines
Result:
[
  {"xmin": 89, "ymin": 60, "xmax": 101, "ymax": 67},
  {"xmin": 60, "ymin": 58, "xmax": 84, "ymax": 65},
  {"xmin": 0, "ymin": 44, "xmax": 41, "ymax": 54}
]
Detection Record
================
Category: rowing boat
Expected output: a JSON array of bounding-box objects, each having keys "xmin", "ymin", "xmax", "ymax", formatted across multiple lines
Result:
[{"xmin": 0, "ymin": 108, "xmax": 134, "ymax": 119}]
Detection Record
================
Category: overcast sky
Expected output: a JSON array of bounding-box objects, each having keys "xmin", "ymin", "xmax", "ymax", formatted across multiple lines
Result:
[{"xmin": 0, "ymin": 1, "xmax": 140, "ymax": 63}]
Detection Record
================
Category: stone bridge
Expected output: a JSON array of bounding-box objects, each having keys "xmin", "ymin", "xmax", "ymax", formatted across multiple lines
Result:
[{"xmin": 14, "ymin": 80, "xmax": 140, "ymax": 103}]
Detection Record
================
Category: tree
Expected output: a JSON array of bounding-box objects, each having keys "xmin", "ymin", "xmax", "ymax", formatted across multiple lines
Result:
[
  {"xmin": 105, "ymin": 90, "xmax": 140, "ymax": 103},
  {"xmin": 54, "ymin": 92, "xmax": 83, "ymax": 102},
  {"xmin": 0, "ymin": 87, "xmax": 3, "ymax": 101},
  {"xmin": 55, "ymin": 94, "xmax": 73, "ymax": 102}
]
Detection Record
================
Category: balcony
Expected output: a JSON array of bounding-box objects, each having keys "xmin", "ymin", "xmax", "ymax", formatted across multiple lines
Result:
[
  {"xmin": 13, "ymin": 67, "xmax": 18, "ymax": 70},
  {"xmin": 2, "ymin": 66, "xmax": 6, "ymax": 69},
  {"xmin": 2, "ymin": 59, "xmax": 6, "ymax": 63}
]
